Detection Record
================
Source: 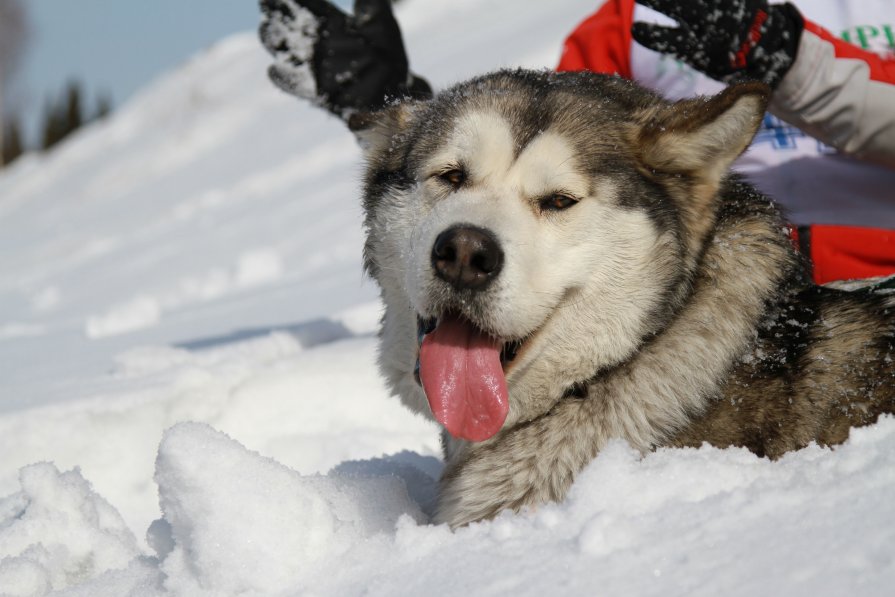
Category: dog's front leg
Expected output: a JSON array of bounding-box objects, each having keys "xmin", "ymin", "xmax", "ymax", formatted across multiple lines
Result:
[{"xmin": 433, "ymin": 401, "xmax": 609, "ymax": 528}]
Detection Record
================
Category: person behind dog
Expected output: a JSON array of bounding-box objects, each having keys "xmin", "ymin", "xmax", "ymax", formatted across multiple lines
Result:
[
  {"xmin": 258, "ymin": 0, "xmax": 895, "ymax": 284},
  {"xmin": 562, "ymin": 0, "xmax": 895, "ymax": 284}
]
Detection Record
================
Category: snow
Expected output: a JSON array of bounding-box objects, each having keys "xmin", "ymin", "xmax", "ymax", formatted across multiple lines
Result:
[
  {"xmin": 84, "ymin": 247, "xmax": 285, "ymax": 338},
  {"xmin": 4, "ymin": 420, "xmax": 895, "ymax": 596},
  {"xmin": 150, "ymin": 422, "xmax": 427, "ymax": 595},
  {"xmin": 0, "ymin": 0, "xmax": 893, "ymax": 595},
  {"xmin": 262, "ymin": 0, "xmax": 320, "ymax": 100},
  {"xmin": 0, "ymin": 464, "xmax": 139, "ymax": 595}
]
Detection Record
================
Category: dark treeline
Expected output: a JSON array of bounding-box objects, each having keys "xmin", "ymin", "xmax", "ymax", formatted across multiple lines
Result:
[
  {"xmin": 1, "ymin": 81, "xmax": 112, "ymax": 168},
  {"xmin": 40, "ymin": 81, "xmax": 112, "ymax": 152},
  {"xmin": 1, "ymin": 0, "xmax": 116, "ymax": 169}
]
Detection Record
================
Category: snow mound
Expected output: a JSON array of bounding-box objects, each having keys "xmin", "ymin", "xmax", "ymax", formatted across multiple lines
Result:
[
  {"xmin": 0, "ymin": 464, "xmax": 138, "ymax": 596},
  {"xmin": 150, "ymin": 422, "xmax": 426, "ymax": 595}
]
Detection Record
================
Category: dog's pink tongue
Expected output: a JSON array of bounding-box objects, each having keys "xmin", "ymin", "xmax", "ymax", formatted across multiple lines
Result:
[{"xmin": 419, "ymin": 315, "xmax": 508, "ymax": 442}]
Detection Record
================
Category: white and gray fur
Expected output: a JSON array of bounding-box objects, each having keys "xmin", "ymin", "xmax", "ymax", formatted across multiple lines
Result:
[{"xmin": 353, "ymin": 70, "xmax": 895, "ymax": 527}]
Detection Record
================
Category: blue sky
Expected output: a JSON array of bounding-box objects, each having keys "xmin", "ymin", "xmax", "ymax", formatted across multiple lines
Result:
[{"xmin": 9, "ymin": 0, "xmax": 352, "ymax": 146}]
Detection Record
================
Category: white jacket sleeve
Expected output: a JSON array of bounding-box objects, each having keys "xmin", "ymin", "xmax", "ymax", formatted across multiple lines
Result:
[{"xmin": 770, "ymin": 27, "xmax": 895, "ymax": 169}]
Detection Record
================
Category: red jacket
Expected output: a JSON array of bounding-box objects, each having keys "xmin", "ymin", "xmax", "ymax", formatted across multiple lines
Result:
[{"xmin": 557, "ymin": 0, "xmax": 895, "ymax": 284}]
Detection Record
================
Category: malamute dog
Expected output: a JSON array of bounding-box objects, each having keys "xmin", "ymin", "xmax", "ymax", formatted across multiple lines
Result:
[{"xmin": 351, "ymin": 70, "xmax": 894, "ymax": 527}]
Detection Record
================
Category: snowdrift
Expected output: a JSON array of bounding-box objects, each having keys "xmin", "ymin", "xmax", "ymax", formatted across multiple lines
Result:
[
  {"xmin": 4, "ymin": 418, "xmax": 895, "ymax": 595},
  {"xmin": 1, "ymin": 1, "xmax": 894, "ymax": 595}
]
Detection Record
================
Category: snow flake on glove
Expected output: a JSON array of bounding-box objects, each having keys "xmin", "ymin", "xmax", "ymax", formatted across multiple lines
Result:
[
  {"xmin": 259, "ymin": 0, "xmax": 431, "ymax": 120},
  {"xmin": 259, "ymin": 0, "xmax": 320, "ymax": 100}
]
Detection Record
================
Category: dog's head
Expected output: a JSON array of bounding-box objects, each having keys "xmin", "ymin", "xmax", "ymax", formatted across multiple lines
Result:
[{"xmin": 355, "ymin": 70, "xmax": 767, "ymax": 443}]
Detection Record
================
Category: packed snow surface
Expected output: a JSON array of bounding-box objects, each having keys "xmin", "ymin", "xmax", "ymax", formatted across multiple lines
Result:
[{"xmin": 1, "ymin": 1, "xmax": 893, "ymax": 595}]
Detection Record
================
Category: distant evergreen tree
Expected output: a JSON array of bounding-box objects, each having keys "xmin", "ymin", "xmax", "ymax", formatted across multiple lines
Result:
[
  {"xmin": 41, "ymin": 96, "xmax": 64, "ymax": 150},
  {"xmin": 64, "ymin": 81, "xmax": 83, "ymax": 133},
  {"xmin": 0, "ymin": 0, "xmax": 28, "ymax": 167},
  {"xmin": 1, "ymin": 116, "xmax": 22, "ymax": 165}
]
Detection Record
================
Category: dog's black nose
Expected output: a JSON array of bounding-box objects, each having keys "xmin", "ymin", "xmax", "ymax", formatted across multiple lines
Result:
[{"xmin": 431, "ymin": 226, "xmax": 504, "ymax": 290}]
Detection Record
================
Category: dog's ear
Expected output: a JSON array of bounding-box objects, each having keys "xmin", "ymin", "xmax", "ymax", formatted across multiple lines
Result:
[
  {"xmin": 348, "ymin": 102, "xmax": 419, "ymax": 155},
  {"xmin": 635, "ymin": 82, "xmax": 769, "ymax": 260},
  {"xmin": 636, "ymin": 82, "xmax": 769, "ymax": 182}
]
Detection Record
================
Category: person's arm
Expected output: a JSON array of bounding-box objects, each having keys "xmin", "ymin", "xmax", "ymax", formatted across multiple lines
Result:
[
  {"xmin": 556, "ymin": 0, "xmax": 635, "ymax": 77},
  {"xmin": 770, "ymin": 22, "xmax": 895, "ymax": 168},
  {"xmin": 631, "ymin": 0, "xmax": 895, "ymax": 167}
]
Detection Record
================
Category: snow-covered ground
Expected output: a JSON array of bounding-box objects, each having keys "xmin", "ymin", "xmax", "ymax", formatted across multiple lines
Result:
[{"xmin": 1, "ymin": 1, "xmax": 893, "ymax": 595}]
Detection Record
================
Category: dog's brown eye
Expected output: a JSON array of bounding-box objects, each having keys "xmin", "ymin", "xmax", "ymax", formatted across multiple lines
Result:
[
  {"xmin": 539, "ymin": 193, "xmax": 578, "ymax": 212},
  {"xmin": 438, "ymin": 169, "xmax": 466, "ymax": 189}
]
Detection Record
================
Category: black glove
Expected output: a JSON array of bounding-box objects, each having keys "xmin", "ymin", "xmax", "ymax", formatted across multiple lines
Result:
[
  {"xmin": 632, "ymin": 0, "xmax": 804, "ymax": 88},
  {"xmin": 259, "ymin": 0, "xmax": 432, "ymax": 119}
]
